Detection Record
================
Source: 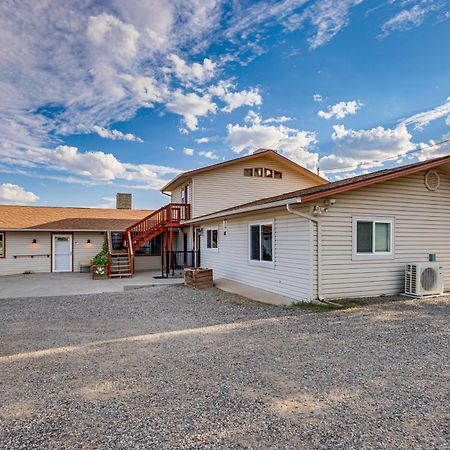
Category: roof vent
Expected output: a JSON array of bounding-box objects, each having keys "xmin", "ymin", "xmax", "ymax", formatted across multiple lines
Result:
[{"xmin": 253, "ymin": 148, "xmax": 277, "ymax": 154}]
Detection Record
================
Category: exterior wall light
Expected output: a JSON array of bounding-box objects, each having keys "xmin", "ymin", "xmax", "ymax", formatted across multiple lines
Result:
[{"xmin": 32, "ymin": 239, "xmax": 37, "ymax": 244}]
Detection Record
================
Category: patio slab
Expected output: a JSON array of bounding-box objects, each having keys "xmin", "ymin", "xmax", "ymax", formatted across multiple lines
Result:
[{"xmin": 0, "ymin": 271, "xmax": 183, "ymax": 299}]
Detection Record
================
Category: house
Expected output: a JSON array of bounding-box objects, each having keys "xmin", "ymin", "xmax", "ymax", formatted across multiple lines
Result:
[
  {"xmin": 2, "ymin": 149, "xmax": 450, "ymax": 303},
  {"xmin": 0, "ymin": 194, "xmax": 161, "ymax": 276},
  {"xmin": 155, "ymin": 150, "xmax": 450, "ymax": 301}
]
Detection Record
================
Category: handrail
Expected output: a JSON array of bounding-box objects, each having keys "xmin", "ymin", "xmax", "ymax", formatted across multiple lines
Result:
[
  {"xmin": 106, "ymin": 232, "xmax": 113, "ymax": 277},
  {"xmin": 127, "ymin": 230, "xmax": 135, "ymax": 275},
  {"xmin": 125, "ymin": 203, "xmax": 191, "ymax": 247}
]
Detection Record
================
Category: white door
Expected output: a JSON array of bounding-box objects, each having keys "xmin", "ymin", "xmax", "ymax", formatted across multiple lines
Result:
[{"xmin": 53, "ymin": 234, "xmax": 72, "ymax": 272}]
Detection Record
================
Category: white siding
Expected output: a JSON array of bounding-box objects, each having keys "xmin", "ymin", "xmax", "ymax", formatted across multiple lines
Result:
[
  {"xmin": 191, "ymin": 156, "xmax": 321, "ymax": 218},
  {"xmin": 199, "ymin": 209, "xmax": 313, "ymax": 301},
  {"xmin": 318, "ymin": 169, "xmax": 450, "ymax": 299},
  {"xmin": 73, "ymin": 232, "xmax": 104, "ymax": 272},
  {"xmin": 0, "ymin": 232, "xmax": 51, "ymax": 275}
]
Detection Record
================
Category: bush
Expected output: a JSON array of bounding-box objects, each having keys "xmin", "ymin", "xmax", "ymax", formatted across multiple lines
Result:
[{"xmin": 92, "ymin": 233, "xmax": 108, "ymax": 266}]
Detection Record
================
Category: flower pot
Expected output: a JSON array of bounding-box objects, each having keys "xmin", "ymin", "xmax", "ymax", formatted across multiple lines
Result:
[{"xmin": 92, "ymin": 265, "xmax": 108, "ymax": 280}]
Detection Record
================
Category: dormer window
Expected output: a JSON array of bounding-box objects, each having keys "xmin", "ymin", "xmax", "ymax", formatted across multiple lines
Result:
[{"xmin": 244, "ymin": 168, "xmax": 253, "ymax": 177}]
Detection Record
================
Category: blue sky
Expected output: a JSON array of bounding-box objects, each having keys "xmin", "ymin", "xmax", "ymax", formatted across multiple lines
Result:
[{"xmin": 0, "ymin": 0, "xmax": 449, "ymax": 209}]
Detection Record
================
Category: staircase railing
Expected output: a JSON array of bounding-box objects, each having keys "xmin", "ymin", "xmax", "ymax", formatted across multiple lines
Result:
[
  {"xmin": 127, "ymin": 230, "xmax": 135, "ymax": 275},
  {"xmin": 125, "ymin": 203, "xmax": 191, "ymax": 249}
]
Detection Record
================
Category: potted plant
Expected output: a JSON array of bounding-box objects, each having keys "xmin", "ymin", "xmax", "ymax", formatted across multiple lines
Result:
[{"xmin": 92, "ymin": 235, "xmax": 108, "ymax": 280}]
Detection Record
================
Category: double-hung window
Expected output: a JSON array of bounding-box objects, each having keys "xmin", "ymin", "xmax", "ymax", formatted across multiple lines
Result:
[
  {"xmin": 353, "ymin": 217, "xmax": 393, "ymax": 258},
  {"xmin": 206, "ymin": 228, "xmax": 218, "ymax": 250},
  {"xmin": 0, "ymin": 232, "xmax": 4, "ymax": 258},
  {"xmin": 249, "ymin": 222, "xmax": 273, "ymax": 265}
]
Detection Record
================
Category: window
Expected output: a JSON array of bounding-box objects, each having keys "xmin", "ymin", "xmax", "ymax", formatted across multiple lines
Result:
[
  {"xmin": 135, "ymin": 235, "xmax": 161, "ymax": 255},
  {"xmin": 0, "ymin": 232, "xmax": 4, "ymax": 258},
  {"xmin": 264, "ymin": 168, "xmax": 273, "ymax": 177},
  {"xmin": 206, "ymin": 228, "xmax": 218, "ymax": 249},
  {"xmin": 249, "ymin": 222, "xmax": 273, "ymax": 264},
  {"xmin": 254, "ymin": 168, "xmax": 263, "ymax": 177},
  {"xmin": 353, "ymin": 218, "xmax": 393, "ymax": 257},
  {"xmin": 244, "ymin": 168, "xmax": 253, "ymax": 177},
  {"xmin": 274, "ymin": 170, "xmax": 282, "ymax": 179}
]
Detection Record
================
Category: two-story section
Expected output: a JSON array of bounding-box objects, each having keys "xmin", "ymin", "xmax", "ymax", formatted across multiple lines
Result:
[
  {"xmin": 161, "ymin": 149, "xmax": 327, "ymax": 219},
  {"xmin": 156, "ymin": 149, "xmax": 327, "ymax": 261}
]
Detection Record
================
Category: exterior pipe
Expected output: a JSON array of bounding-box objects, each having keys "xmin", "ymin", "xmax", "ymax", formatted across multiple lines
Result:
[{"xmin": 286, "ymin": 202, "xmax": 324, "ymax": 302}]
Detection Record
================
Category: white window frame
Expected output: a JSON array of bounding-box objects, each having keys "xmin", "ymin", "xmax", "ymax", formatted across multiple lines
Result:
[
  {"xmin": 352, "ymin": 216, "xmax": 394, "ymax": 260},
  {"xmin": 205, "ymin": 227, "xmax": 219, "ymax": 251},
  {"xmin": 248, "ymin": 220, "xmax": 275, "ymax": 267}
]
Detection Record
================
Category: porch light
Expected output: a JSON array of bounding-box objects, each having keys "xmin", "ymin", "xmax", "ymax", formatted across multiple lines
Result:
[
  {"xmin": 87, "ymin": 239, "xmax": 91, "ymax": 244},
  {"xmin": 32, "ymin": 239, "xmax": 37, "ymax": 244}
]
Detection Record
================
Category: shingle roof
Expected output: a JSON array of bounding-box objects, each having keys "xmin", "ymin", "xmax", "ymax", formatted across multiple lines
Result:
[
  {"xmin": 0, "ymin": 205, "xmax": 152, "ymax": 231},
  {"xmin": 191, "ymin": 154, "xmax": 450, "ymax": 220}
]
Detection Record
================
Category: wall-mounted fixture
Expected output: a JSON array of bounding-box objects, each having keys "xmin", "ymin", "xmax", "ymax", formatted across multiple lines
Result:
[
  {"xmin": 223, "ymin": 219, "xmax": 228, "ymax": 235},
  {"xmin": 87, "ymin": 239, "xmax": 91, "ymax": 244},
  {"xmin": 32, "ymin": 238, "xmax": 37, "ymax": 244}
]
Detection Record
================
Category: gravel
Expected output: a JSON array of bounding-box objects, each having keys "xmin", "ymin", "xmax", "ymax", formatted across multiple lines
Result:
[{"xmin": 0, "ymin": 285, "xmax": 449, "ymax": 449}]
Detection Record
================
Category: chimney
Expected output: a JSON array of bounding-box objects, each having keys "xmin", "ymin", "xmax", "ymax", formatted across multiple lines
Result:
[{"xmin": 116, "ymin": 193, "xmax": 132, "ymax": 209}]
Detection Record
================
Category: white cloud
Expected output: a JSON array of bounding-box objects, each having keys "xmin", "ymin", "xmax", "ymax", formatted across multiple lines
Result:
[
  {"xmin": 319, "ymin": 124, "xmax": 415, "ymax": 173},
  {"xmin": 284, "ymin": 0, "xmax": 363, "ymax": 49},
  {"xmin": 0, "ymin": 142, "xmax": 181, "ymax": 190},
  {"xmin": 401, "ymin": 96, "xmax": 450, "ymax": 130},
  {"xmin": 195, "ymin": 137, "xmax": 210, "ymax": 143},
  {"xmin": 379, "ymin": 4, "xmax": 441, "ymax": 39},
  {"xmin": 166, "ymin": 91, "xmax": 217, "ymax": 131},
  {"xmin": 198, "ymin": 150, "xmax": 219, "ymax": 160},
  {"xmin": 417, "ymin": 131, "xmax": 450, "ymax": 161},
  {"xmin": 263, "ymin": 116, "xmax": 293, "ymax": 124},
  {"xmin": 166, "ymin": 146, "xmax": 175, "ymax": 151},
  {"xmin": 92, "ymin": 126, "xmax": 143, "ymax": 142},
  {"xmin": 0, "ymin": 183, "xmax": 39, "ymax": 205},
  {"xmin": 168, "ymin": 54, "xmax": 216, "ymax": 84},
  {"xmin": 313, "ymin": 94, "xmax": 323, "ymax": 102},
  {"xmin": 227, "ymin": 119, "xmax": 318, "ymax": 170},
  {"xmin": 209, "ymin": 81, "xmax": 262, "ymax": 112},
  {"xmin": 318, "ymin": 100, "xmax": 363, "ymax": 120},
  {"xmin": 244, "ymin": 111, "xmax": 292, "ymax": 125},
  {"xmin": 183, "ymin": 147, "xmax": 194, "ymax": 156}
]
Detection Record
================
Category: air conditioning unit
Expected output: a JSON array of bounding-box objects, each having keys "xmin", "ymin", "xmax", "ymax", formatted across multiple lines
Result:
[{"xmin": 405, "ymin": 262, "xmax": 443, "ymax": 297}]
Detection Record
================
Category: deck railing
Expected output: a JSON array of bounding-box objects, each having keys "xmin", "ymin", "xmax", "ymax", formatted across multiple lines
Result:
[{"xmin": 126, "ymin": 203, "xmax": 191, "ymax": 246}]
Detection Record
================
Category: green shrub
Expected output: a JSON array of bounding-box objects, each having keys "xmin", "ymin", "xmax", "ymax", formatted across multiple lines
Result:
[{"xmin": 92, "ymin": 233, "xmax": 108, "ymax": 266}]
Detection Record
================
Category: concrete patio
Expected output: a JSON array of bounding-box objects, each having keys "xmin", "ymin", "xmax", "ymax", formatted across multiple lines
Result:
[{"xmin": 0, "ymin": 271, "xmax": 183, "ymax": 299}]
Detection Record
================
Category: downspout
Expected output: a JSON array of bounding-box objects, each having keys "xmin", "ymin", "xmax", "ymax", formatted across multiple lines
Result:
[{"xmin": 286, "ymin": 202, "xmax": 325, "ymax": 302}]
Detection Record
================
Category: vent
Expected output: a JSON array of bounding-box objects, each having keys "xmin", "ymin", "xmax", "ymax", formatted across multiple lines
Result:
[
  {"xmin": 425, "ymin": 170, "xmax": 440, "ymax": 191},
  {"xmin": 405, "ymin": 262, "xmax": 443, "ymax": 297}
]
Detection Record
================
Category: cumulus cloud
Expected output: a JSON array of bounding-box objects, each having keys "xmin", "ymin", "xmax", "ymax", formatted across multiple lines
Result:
[
  {"xmin": 183, "ymin": 147, "xmax": 194, "ymax": 156},
  {"xmin": 166, "ymin": 91, "xmax": 217, "ymax": 131},
  {"xmin": 198, "ymin": 150, "xmax": 219, "ymax": 160},
  {"xmin": 0, "ymin": 183, "xmax": 39, "ymax": 205},
  {"xmin": 169, "ymin": 54, "xmax": 216, "ymax": 84},
  {"xmin": 417, "ymin": 131, "xmax": 450, "ymax": 161},
  {"xmin": 209, "ymin": 81, "xmax": 262, "ymax": 112},
  {"xmin": 313, "ymin": 94, "xmax": 323, "ymax": 102},
  {"xmin": 195, "ymin": 137, "xmax": 210, "ymax": 143},
  {"xmin": 227, "ymin": 116, "xmax": 318, "ymax": 170},
  {"xmin": 318, "ymin": 100, "xmax": 363, "ymax": 120},
  {"xmin": 319, "ymin": 124, "xmax": 415, "ymax": 173},
  {"xmin": 92, "ymin": 126, "xmax": 143, "ymax": 142},
  {"xmin": 401, "ymin": 96, "xmax": 450, "ymax": 130},
  {"xmin": 244, "ymin": 111, "xmax": 292, "ymax": 125},
  {"xmin": 0, "ymin": 142, "xmax": 181, "ymax": 190}
]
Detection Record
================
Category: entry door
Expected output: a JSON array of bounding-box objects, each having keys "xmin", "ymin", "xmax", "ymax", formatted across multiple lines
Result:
[{"xmin": 53, "ymin": 234, "xmax": 73, "ymax": 272}]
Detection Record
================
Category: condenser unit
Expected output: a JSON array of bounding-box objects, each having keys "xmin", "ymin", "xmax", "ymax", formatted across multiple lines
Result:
[{"xmin": 405, "ymin": 262, "xmax": 443, "ymax": 297}]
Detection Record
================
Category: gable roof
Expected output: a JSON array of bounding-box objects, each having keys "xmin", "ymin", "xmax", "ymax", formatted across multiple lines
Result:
[
  {"xmin": 160, "ymin": 149, "xmax": 327, "ymax": 192},
  {"xmin": 0, "ymin": 205, "xmax": 152, "ymax": 231},
  {"xmin": 189, "ymin": 154, "xmax": 450, "ymax": 221}
]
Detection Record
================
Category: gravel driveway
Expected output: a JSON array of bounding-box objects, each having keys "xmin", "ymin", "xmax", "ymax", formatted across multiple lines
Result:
[{"xmin": 0, "ymin": 286, "xmax": 449, "ymax": 449}]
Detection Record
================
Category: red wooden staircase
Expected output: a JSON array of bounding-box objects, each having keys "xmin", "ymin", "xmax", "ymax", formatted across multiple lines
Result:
[{"xmin": 125, "ymin": 203, "xmax": 191, "ymax": 252}]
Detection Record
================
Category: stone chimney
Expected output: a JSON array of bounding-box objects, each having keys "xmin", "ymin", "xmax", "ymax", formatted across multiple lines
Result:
[{"xmin": 116, "ymin": 193, "xmax": 132, "ymax": 209}]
